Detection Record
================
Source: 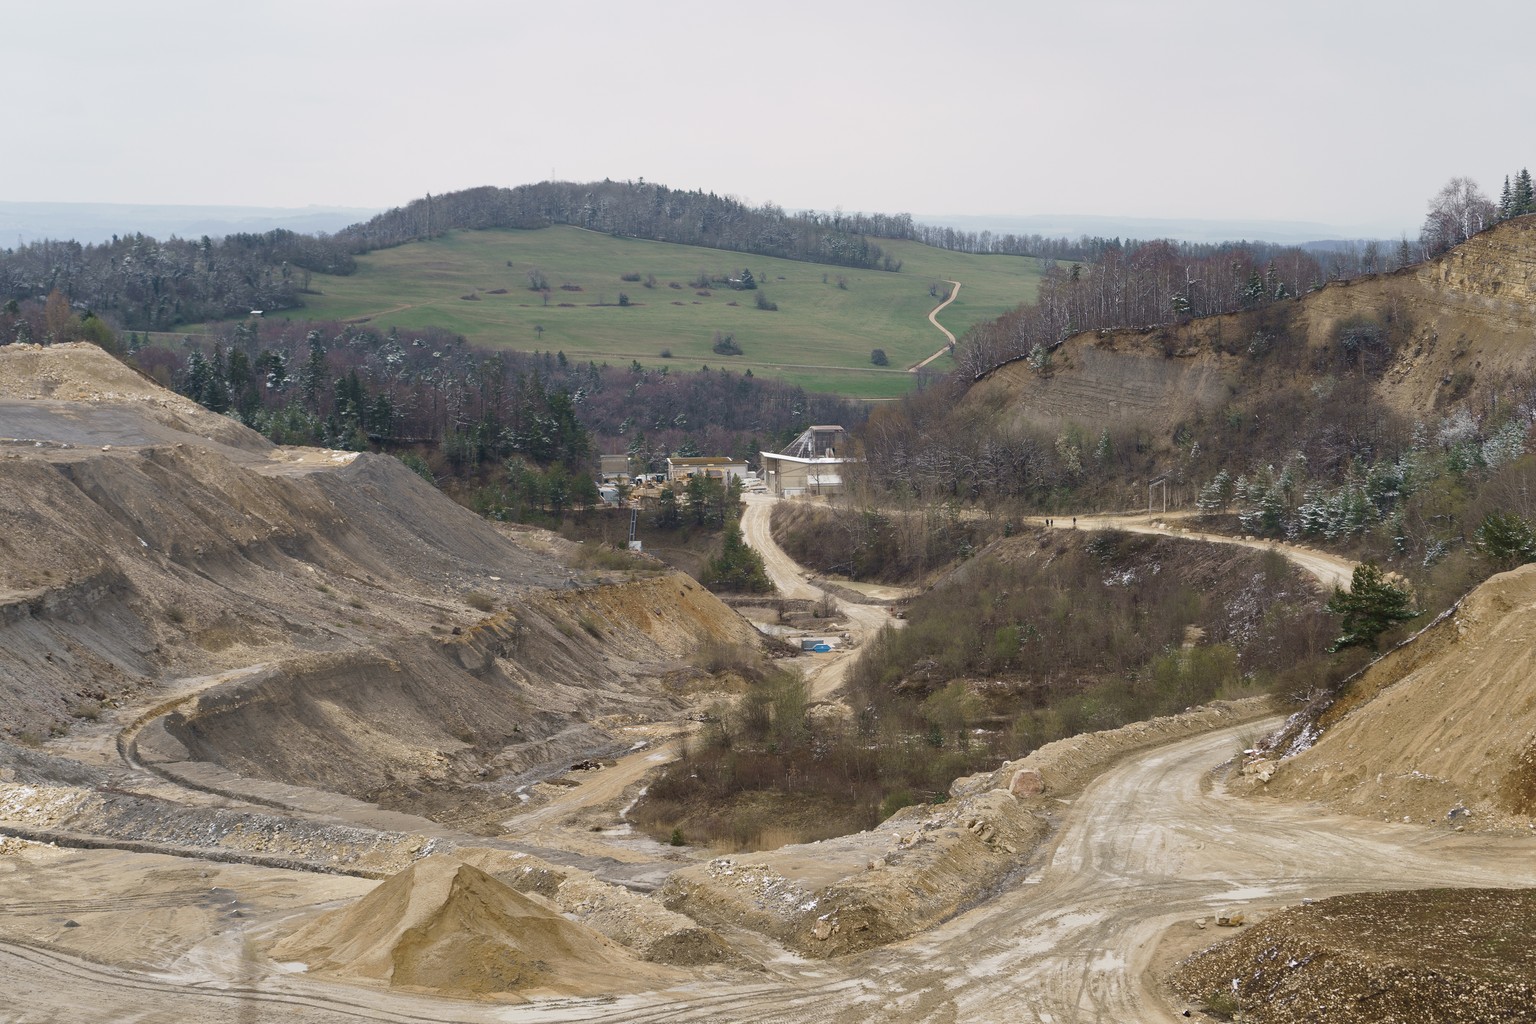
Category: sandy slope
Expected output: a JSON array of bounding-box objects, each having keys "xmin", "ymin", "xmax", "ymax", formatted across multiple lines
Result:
[{"xmin": 1253, "ymin": 562, "xmax": 1536, "ymax": 829}]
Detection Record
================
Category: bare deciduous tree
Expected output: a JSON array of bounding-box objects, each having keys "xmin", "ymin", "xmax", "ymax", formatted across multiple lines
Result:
[{"xmin": 1420, "ymin": 177, "xmax": 1497, "ymax": 257}]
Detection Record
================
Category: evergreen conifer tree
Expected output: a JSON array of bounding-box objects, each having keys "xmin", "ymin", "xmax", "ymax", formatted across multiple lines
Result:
[
  {"xmin": 1325, "ymin": 563, "xmax": 1418, "ymax": 651},
  {"xmin": 1516, "ymin": 168, "xmax": 1535, "ymax": 216}
]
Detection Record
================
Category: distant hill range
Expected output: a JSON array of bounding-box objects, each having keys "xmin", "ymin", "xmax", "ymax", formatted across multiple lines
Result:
[
  {"xmin": 917, "ymin": 212, "xmax": 1402, "ymax": 249},
  {"xmin": 0, "ymin": 201, "xmax": 380, "ymax": 246},
  {"xmin": 0, "ymin": 181, "xmax": 1405, "ymax": 334}
]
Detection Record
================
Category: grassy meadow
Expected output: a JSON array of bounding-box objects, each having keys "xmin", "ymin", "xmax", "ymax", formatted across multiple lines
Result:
[{"xmin": 266, "ymin": 226, "xmax": 1045, "ymax": 398}]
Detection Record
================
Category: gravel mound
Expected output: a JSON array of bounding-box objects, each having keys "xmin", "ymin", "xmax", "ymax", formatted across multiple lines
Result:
[{"xmin": 1172, "ymin": 888, "xmax": 1536, "ymax": 1023}]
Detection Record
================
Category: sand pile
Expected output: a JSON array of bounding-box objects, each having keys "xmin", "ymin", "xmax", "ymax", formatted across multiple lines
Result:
[
  {"xmin": 270, "ymin": 854, "xmax": 670, "ymax": 998},
  {"xmin": 1253, "ymin": 563, "xmax": 1536, "ymax": 828}
]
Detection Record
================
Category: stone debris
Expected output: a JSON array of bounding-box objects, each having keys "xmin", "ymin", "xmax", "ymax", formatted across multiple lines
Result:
[{"xmin": 1009, "ymin": 768, "xmax": 1044, "ymax": 796}]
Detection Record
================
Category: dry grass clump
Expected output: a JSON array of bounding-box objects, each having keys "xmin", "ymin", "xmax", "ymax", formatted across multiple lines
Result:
[
  {"xmin": 572, "ymin": 542, "xmax": 652, "ymax": 572},
  {"xmin": 630, "ymin": 666, "xmax": 990, "ymax": 850}
]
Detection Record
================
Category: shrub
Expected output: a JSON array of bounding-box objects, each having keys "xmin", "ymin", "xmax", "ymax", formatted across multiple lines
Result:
[
  {"xmin": 1477, "ymin": 510, "xmax": 1536, "ymax": 569},
  {"xmin": 700, "ymin": 516, "xmax": 773, "ymax": 593},
  {"xmin": 870, "ymin": 348, "xmax": 889, "ymax": 366},
  {"xmin": 879, "ymin": 789, "xmax": 917, "ymax": 820},
  {"xmin": 464, "ymin": 590, "xmax": 496, "ymax": 612}
]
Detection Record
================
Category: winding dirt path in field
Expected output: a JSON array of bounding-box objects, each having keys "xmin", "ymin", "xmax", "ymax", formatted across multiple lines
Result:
[{"xmin": 909, "ymin": 280, "xmax": 962, "ymax": 371}]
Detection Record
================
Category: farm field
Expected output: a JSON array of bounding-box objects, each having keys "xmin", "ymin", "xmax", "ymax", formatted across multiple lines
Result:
[{"xmin": 265, "ymin": 226, "xmax": 1046, "ymax": 399}]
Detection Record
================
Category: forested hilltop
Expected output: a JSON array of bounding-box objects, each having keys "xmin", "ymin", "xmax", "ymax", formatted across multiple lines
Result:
[{"xmin": 332, "ymin": 181, "xmax": 910, "ymax": 271}]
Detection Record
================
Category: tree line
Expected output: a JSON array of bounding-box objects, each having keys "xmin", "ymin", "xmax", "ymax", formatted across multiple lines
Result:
[
  {"xmin": 2, "ymin": 178, "xmax": 1414, "ymax": 341},
  {"xmin": 1419, "ymin": 168, "xmax": 1534, "ymax": 257},
  {"xmin": 332, "ymin": 181, "xmax": 905, "ymax": 271},
  {"xmin": 0, "ymin": 230, "xmax": 356, "ymax": 330},
  {"xmin": 123, "ymin": 318, "xmax": 861, "ymax": 480}
]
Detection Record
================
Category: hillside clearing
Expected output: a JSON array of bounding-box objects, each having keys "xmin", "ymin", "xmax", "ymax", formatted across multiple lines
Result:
[{"xmin": 243, "ymin": 226, "xmax": 1044, "ymax": 399}]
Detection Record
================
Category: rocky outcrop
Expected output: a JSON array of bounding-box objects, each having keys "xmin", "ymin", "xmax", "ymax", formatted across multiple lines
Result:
[{"xmin": 968, "ymin": 216, "xmax": 1536, "ymax": 438}]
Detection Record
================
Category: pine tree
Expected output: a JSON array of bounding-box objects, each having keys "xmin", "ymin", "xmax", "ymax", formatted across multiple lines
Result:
[
  {"xmin": 1516, "ymin": 168, "xmax": 1535, "ymax": 216},
  {"xmin": 1476, "ymin": 511, "xmax": 1536, "ymax": 569},
  {"xmin": 700, "ymin": 515, "xmax": 772, "ymax": 593},
  {"xmin": 1325, "ymin": 563, "xmax": 1418, "ymax": 651}
]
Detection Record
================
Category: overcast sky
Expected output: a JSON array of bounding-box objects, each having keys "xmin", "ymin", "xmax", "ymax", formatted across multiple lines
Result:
[{"xmin": 4, "ymin": 0, "xmax": 1532, "ymax": 238}]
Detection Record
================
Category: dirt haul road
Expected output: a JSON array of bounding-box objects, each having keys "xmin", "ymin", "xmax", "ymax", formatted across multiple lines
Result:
[
  {"xmin": 1045, "ymin": 511, "xmax": 1357, "ymax": 591},
  {"xmin": 7, "ymin": 715, "xmax": 1533, "ymax": 1023},
  {"xmin": 739, "ymin": 493, "xmax": 898, "ymax": 701}
]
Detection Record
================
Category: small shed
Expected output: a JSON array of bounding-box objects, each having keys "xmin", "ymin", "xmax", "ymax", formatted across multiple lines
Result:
[{"xmin": 599, "ymin": 454, "xmax": 631, "ymax": 482}]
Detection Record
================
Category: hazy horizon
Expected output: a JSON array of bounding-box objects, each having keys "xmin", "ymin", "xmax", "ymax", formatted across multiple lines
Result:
[
  {"xmin": 5, "ymin": 1, "xmax": 1532, "ymax": 241},
  {"xmin": 0, "ymin": 197, "xmax": 1398, "ymax": 249}
]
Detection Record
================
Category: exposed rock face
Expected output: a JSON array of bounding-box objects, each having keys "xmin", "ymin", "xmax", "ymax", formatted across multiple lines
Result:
[{"xmin": 967, "ymin": 216, "xmax": 1536, "ymax": 438}]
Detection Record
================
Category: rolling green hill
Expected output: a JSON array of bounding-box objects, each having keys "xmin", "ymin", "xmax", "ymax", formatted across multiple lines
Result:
[{"xmin": 266, "ymin": 226, "xmax": 1045, "ymax": 398}]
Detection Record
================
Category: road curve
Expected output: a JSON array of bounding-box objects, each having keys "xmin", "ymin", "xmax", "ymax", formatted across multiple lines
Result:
[
  {"xmin": 739, "ymin": 493, "xmax": 898, "ymax": 701},
  {"xmin": 1046, "ymin": 511, "xmax": 1357, "ymax": 591},
  {"xmin": 13, "ymin": 714, "xmax": 1532, "ymax": 1023}
]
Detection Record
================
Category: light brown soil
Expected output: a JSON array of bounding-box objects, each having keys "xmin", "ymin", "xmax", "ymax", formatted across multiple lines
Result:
[
  {"xmin": 268, "ymin": 855, "xmax": 679, "ymax": 998},
  {"xmin": 7, "ymin": 342, "xmax": 1536, "ymax": 1022},
  {"xmin": 1245, "ymin": 562, "xmax": 1536, "ymax": 831}
]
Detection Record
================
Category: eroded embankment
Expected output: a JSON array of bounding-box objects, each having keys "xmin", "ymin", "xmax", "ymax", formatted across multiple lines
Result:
[
  {"xmin": 661, "ymin": 697, "xmax": 1271, "ymax": 957},
  {"xmin": 0, "ymin": 438, "xmax": 571, "ymax": 740},
  {"xmin": 1243, "ymin": 562, "xmax": 1536, "ymax": 830},
  {"xmin": 0, "ymin": 740, "xmax": 739, "ymax": 969},
  {"xmin": 154, "ymin": 573, "xmax": 762, "ymax": 826}
]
